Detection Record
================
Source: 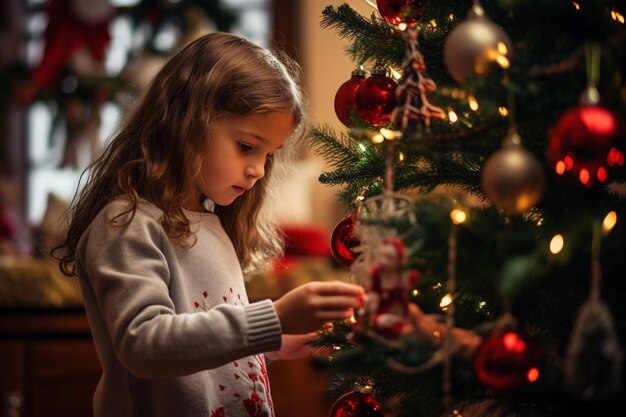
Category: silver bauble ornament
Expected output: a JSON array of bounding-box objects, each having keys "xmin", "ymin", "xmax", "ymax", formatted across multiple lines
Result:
[
  {"xmin": 481, "ymin": 129, "xmax": 545, "ymax": 214},
  {"xmin": 444, "ymin": 2, "xmax": 513, "ymax": 84}
]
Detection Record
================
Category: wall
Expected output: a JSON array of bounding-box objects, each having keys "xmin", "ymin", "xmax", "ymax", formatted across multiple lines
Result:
[{"xmin": 276, "ymin": 0, "xmax": 373, "ymax": 232}]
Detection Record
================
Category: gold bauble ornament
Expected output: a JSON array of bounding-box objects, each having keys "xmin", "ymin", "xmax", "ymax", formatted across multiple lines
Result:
[
  {"xmin": 481, "ymin": 129, "xmax": 545, "ymax": 214},
  {"xmin": 444, "ymin": 1, "xmax": 513, "ymax": 83}
]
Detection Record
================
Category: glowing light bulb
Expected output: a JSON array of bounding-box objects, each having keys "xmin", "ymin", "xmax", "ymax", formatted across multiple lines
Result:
[
  {"xmin": 549, "ymin": 234, "xmax": 564, "ymax": 254},
  {"xmin": 498, "ymin": 107, "xmax": 509, "ymax": 117},
  {"xmin": 450, "ymin": 209, "xmax": 467, "ymax": 224},
  {"xmin": 448, "ymin": 109, "xmax": 458, "ymax": 123},
  {"xmin": 468, "ymin": 96, "xmax": 479, "ymax": 111},
  {"xmin": 371, "ymin": 133, "xmax": 385, "ymax": 144},
  {"xmin": 527, "ymin": 367, "xmax": 540, "ymax": 382},
  {"xmin": 440, "ymin": 294, "xmax": 453, "ymax": 310},
  {"xmin": 358, "ymin": 143, "xmax": 367, "ymax": 152},
  {"xmin": 603, "ymin": 211, "xmax": 617, "ymax": 233},
  {"xmin": 503, "ymin": 332, "xmax": 526, "ymax": 352}
]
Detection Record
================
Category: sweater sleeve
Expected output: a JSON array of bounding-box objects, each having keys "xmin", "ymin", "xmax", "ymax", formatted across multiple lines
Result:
[{"xmin": 76, "ymin": 202, "xmax": 282, "ymax": 378}]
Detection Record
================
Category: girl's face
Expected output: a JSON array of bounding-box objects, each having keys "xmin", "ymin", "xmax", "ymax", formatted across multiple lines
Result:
[{"xmin": 191, "ymin": 111, "xmax": 296, "ymax": 210}]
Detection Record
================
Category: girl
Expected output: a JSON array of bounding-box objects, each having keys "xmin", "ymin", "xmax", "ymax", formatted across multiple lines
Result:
[{"xmin": 54, "ymin": 32, "xmax": 363, "ymax": 417}]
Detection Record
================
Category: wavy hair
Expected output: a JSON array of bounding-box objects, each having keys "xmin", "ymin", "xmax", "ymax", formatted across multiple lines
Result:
[{"xmin": 55, "ymin": 32, "xmax": 306, "ymax": 276}]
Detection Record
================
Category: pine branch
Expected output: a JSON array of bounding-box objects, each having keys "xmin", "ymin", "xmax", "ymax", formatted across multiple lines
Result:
[
  {"xmin": 320, "ymin": 4, "xmax": 405, "ymax": 67},
  {"xmin": 307, "ymin": 125, "xmax": 362, "ymax": 169}
]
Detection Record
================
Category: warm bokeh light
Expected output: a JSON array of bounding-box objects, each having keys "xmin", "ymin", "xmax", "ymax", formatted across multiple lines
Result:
[
  {"xmin": 527, "ymin": 367, "xmax": 540, "ymax": 382},
  {"xmin": 597, "ymin": 166, "xmax": 607, "ymax": 182},
  {"xmin": 440, "ymin": 294, "xmax": 453, "ymax": 310},
  {"xmin": 612, "ymin": 9, "xmax": 625, "ymax": 23},
  {"xmin": 564, "ymin": 155, "xmax": 574, "ymax": 170},
  {"xmin": 498, "ymin": 106, "xmax": 509, "ymax": 117},
  {"xmin": 555, "ymin": 160, "xmax": 566, "ymax": 175},
  {"xmin": 380, "ymin": 128, "xmax": 402, "ymax": 140},
  {"xmin": 468, "ymin": 96, "xmax": 479, "ymax": 111},
  {"xmin": 371, "ymin": 133, "xmax": 385, "ymax": 144},
  {"xmin": 603, "ymin": 211, "xmax": 617, "ymax": 233},
  {"xmin": 448, "ymin": 109, "xmax": 458, "ymax": 123},
  {"xmin": 607, "ymin": 147, "xmax": 625, "ymax": 167},
  {"xmin": 450, "ymin": 209, "xmax": 467, "ymax": 224},
  {"xmin": 572, "ymin": 2, "xmax": 580, "ymax": 10},
  {"xmin": 580, "ymin": 107, "xmax": 616, "ymax": 135},
  {"xmin": 550, "ymin": 234, "xmax": 564, "ymax": 254},
  {"xmin": 502, "ymin": 332, "xmax": 526, "ymax": 353},
  {"xmin": 579, "ymin": 168, "xmax": 590, "ymax": 185}
]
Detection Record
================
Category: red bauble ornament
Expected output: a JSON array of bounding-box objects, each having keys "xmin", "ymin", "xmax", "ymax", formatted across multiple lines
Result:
[
  {"xmin": 376, "ymin": 0, "xmax": 426, "ymax": 26},
  {"xmin": 335, "ymin": 68, "xmax": 367, "ymax": 127},
  {"xmin": 547, "ymin": 105, "xmax": 626, "ymax": 188},
  {"xmin": 355, "ymin": 68, "xmax": 397, "ymax": 127},
  {"xmin": 329, "ymin": 388, "xmax": 384, "ymax": 417},
  {"xmin": 330, "ymin": 212, "xmax": 361, "ymax": 268},
  {"xmin": 473, "ymin": 327, "xmax": 542, "ymax": 394}
]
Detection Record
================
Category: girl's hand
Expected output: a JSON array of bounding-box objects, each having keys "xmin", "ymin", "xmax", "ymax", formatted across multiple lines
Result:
[
  {"xmin": 273, "ymin": 281, "xmax": 364, "ymax": 334},
  {"xmin": 265, "ymin": 333, "xmax": 332, "ymax": 362}
]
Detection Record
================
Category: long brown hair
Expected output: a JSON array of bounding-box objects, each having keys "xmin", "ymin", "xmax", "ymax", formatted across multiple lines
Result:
[{"xmin": 55, "ymin": 32, "xmax": 306, "ymax": 276}]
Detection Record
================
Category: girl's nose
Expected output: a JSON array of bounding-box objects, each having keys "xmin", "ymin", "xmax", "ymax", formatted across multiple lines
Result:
[{"xmin": 245, "ymin": 160, "xmax": 265, "ymax": 179}]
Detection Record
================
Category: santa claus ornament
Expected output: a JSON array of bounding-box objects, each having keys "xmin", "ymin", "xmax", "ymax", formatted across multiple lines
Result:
[{"xmin": 353, "ymin": 237, "xmax": 419, "ymax": 341}]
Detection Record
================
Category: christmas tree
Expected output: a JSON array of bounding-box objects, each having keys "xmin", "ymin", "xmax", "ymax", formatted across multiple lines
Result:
[{"xmin": 310, "ymin": 1, "xmax": 626, "ymax": 417}]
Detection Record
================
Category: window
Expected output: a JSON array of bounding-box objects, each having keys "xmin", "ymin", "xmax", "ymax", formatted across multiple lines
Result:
[{"xmin": 24, "ymin": 0, "xmax": 271, "ymax": 224}]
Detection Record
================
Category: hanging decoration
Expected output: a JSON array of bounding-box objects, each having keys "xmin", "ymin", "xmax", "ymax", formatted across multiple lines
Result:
[
  {"xmin": 371, "ymin": 0, "xmax": 426, "ymax": 27},
  {"xmin": 443, "ymin": 0, "xmax": 513, "ymax": 84},
  {"xmin": 547, "ymin": 43, "xmax": 625, "ymax": 188},
  {"xmin": 353, "ymin": 237, "xmax": 420, "ymax": 340},
  {"xmin": 473, "ymin": 322, "xmax": 542, "ymax": 395},
  {"xmin": 355, "ymin": 63, "xmax": 398, "ymax": 127},
  {"xmin": 481, "ymin": 127, "xmax": 545, "ymax": 214},
  {"xmin": 24, "ymin": 0, "xmax": 114, "ymax": 101},
  {"xmin": 331, "ymin": 211, "xmax": 362, "ymax": 268},
  {"xmin": 546, "ymin": 92, "xmax": 625, "ymax": 188},
  {"xmin": 391, "ymin": 27, "xmax": 446, "ymax": 131},
  {"xmin": 335, "ymin": 67, "xmax": 367, "ymax": 127},
  {"xmin": 563, "ymin": 223, "xmax": 624, "ymax": 400},
  {"xmin": 329, "ymin": 377, "xmax": 384, "ymax": 417}
]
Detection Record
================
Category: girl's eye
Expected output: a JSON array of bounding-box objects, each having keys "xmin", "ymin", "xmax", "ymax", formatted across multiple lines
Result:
[{"xmin": 238, "ymin": 142, "xmax": 253, "ymax": 152}]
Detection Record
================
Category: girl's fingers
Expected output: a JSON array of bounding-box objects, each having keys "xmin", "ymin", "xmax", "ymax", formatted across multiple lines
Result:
[
  {"xmin": 314, "ymin": 295, "xmax": 362, "ymax": 310},
  {"xmin": 315, "ymin": 281, "xmax": 364, "ymax": 296}
]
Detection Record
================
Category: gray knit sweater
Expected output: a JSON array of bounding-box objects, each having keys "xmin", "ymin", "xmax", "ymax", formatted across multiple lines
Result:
[{"xmin": 76, "ymin": 199, "xmax": 282, "ymax": 417}]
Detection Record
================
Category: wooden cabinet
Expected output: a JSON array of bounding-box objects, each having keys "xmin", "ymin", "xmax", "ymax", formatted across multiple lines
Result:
[{"xmin": 0, "ymin": 309, "xmax": 100, "ymax": 417}]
